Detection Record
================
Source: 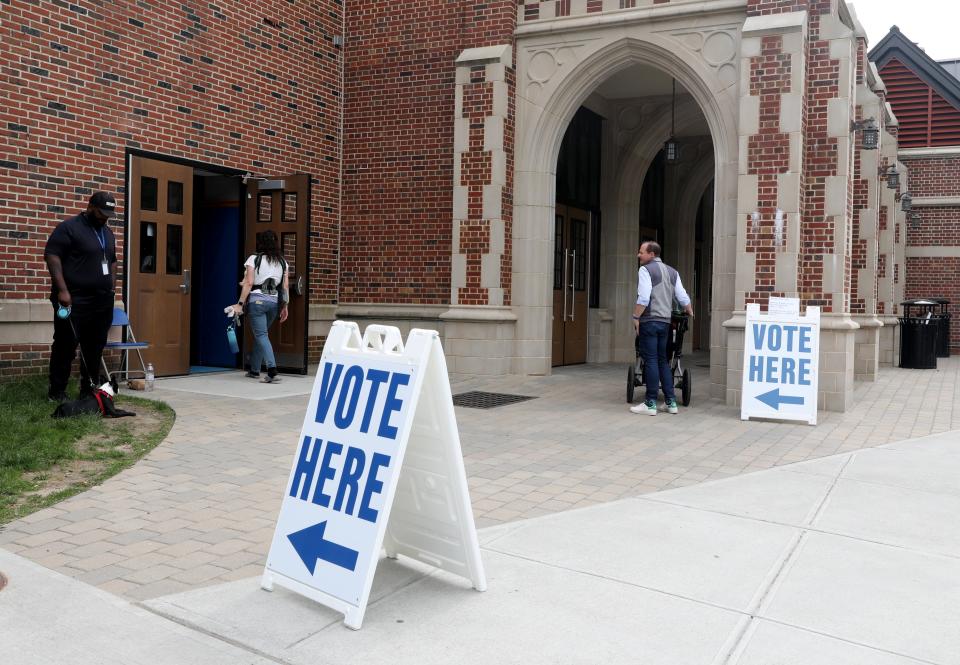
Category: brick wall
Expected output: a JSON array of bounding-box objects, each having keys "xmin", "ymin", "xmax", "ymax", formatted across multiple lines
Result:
[
  {"xmin": 0, "ymin": 0, "xmax": 341, "ymax": 373},
  {"xmin": 799, "ymin": 1, "xmax": 843, "ymax": 312},
  {"xmin": 905, "ymin": 256, "xmax": 960, "ymax": 350},
  {"xmin": 340, "ymin": 0, "xmax": 515, "ymax": 305},
  {"xmin": 902, "ymin": 156, "xmax": 960, "ymax": 350},
  {"xmin": 903, "ymin": 158, "xmax": 960, "ymax": 197},
  {"xmin": 744, "ymin": 34, "xmax": 793, "ymax": 305}
]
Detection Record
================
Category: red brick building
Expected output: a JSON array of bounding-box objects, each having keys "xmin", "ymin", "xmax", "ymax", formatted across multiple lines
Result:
[
  {"xmin": 0, "ymin": 0, "xmax": 942, "ymax": 412},
  {"xmin": 871, "ymin": 27, "xmax": 960, "ymax": 352}
]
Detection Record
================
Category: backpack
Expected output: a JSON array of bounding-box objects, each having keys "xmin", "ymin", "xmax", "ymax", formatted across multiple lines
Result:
[{"xmin": 253, "ymin": 254, "xmax": 288, "ymax": 302}]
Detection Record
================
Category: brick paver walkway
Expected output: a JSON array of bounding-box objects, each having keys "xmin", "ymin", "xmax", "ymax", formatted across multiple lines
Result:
[{"xmin": 2, "ymin": 358, "xmax": 959, "ymax": 601}]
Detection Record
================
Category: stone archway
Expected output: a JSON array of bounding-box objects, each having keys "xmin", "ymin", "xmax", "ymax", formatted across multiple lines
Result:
[{"xmin": 514, "ymin": 17, "xmax": 742, "ymax": 399}]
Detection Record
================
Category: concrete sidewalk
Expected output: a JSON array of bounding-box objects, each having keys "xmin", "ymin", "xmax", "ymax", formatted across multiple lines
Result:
[{"xmin": 3, "ymin": 429, "xmax": 960, "ymax": 664}]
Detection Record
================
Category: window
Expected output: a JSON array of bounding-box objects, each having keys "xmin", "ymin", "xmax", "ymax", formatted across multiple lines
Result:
[
  {"xmin": 282, "ymin": 232, "xmax": 297, "ymax": 277},
  {"xmin": 283, "ymin": 193, "xmax": 297, "ymax": 222},
  {"xmin": 553, "ymin": 215, "xmax": 564, "ymax": 290},
  {"xmin": 139, "ymin": 222, "xmax": 156, "ymax": 273},
  {"xmin": 166, "ymin": 224, "xmax": 183, "ymax": 274},
  {"xmin": 258, "ymin": 193, "xmax": 272, "ymax": 223},
  {"xmin": 167, "ymin": 181, "xmax": 183, "ymax": 214},
  {"xmin": 140, "ymin": 177, "xmax": 158, "ymax": 211}
]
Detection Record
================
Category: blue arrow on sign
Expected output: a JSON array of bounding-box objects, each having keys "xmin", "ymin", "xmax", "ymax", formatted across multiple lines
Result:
[
  {"xmin": 288, "ymin": 521, "xmax": 359, "ymax": 574},
  {"xmin": 756, "ymin": 388, "xmax": 804, "ymax": 410}
]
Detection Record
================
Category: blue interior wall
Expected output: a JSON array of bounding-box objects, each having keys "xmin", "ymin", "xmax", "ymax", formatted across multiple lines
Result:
[{"xmin": 195, "ymin": 206, "xmax": 240, "ymax": 367}]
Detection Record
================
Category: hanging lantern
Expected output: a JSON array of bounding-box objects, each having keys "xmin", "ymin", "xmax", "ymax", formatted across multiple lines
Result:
[
  {"xmin": 853, "ymin": 117, "xmax": 879, "ymax": 150},
  {"xmin": 664, "ymin": 79, "xmax": 679, "ymax": 163},
  {"xmin": 885, "ymin": 165, "xmax": 900, "ymax": 189},
  {"xmin": 900, "ymin": 193, "xmax": 913, "ymax": 212}
]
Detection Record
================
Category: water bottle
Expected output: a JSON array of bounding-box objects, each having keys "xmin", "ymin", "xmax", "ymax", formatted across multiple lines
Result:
[{"xmin": 145, "ymin": 363, "xmax": 155, "ymax": 391}]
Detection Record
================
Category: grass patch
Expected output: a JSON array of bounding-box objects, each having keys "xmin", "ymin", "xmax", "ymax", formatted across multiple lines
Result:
[{"xmin": 0, "ymin": 376, "xmax": 174, "ymax": 524}]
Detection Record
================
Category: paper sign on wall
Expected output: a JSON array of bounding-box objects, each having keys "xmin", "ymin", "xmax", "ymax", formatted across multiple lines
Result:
[
  {"xmin": 741, "ymin": 302, "xmax": 820, "ymax": 425},
  {"xmin": 262, "ymin": 322, "xmax": 486, "ymax": 629}
]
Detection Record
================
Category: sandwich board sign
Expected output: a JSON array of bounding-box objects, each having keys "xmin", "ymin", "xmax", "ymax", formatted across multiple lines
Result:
[
  {"xmin": 740, "ymin": 301, "xmax": 820, "ymax": 425},
  {"xmin": 262, "ymin": 321, "xmax": 487, "ymax": 629}
]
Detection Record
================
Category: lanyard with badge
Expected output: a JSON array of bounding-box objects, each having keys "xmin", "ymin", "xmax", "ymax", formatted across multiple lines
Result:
[{"xmin": 93, "ymin": 224, "xmax": 109, "ymax": 275}]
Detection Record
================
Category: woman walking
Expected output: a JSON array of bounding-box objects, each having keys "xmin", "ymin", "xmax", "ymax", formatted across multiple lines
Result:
[{"xmin": 231, "ymin": 230, "xmax": 289, "ymax": 383}]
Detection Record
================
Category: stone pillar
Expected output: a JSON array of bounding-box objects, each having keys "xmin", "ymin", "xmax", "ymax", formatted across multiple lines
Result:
[
  {"xmin": 851, "ymin": 31, "xmax": 882, "ymax": 381},
  {"xmin": 442, "ymin": 45, "xmax": 517, "ymax": 378},
  {"xmin": 726, "ymin": 9, "xmax": 809, "ymax": 408},
  {"xmin": 874, "ymin": 70, "xmax": 900, "ymax": 366}
]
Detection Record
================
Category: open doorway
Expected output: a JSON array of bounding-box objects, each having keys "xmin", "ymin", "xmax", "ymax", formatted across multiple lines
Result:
[{"xmin": 124, "ymin": 152, "xmax": 311, "ymax": 377}]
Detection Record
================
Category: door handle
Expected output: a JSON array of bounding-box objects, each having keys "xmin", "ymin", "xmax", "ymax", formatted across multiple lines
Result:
[
  {"xmin": 568, "ymin": 250, "xmax": 576, "ymax": 321},
  {"xmin": 293, "ymin": 275, "xmax": 304, "ymax": 296},
  {"xmin": 179, "ymin": 269, "xmax": 191, "ymax": 294},
  {"xmin": 562, "ymin": 249, "xmax": 569, "ymax": 323}
]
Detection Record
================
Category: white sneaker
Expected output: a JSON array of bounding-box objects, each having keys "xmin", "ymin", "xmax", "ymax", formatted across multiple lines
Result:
[
  {"xmin": 630, "ymin": 400, "xmax": 657, "ymax": 416},
  {"xmin": 666, "ymin": 398, "xmax": 679, "ymax": 414}
]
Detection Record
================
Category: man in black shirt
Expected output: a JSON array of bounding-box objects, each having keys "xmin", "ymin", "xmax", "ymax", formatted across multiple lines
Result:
[{"xmin": 44, "ymin": 192, "xmax": 119, "ymax": 401}]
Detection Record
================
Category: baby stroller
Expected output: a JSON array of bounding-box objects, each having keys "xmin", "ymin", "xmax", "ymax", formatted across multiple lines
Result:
[{"xmin": 627, "ymin": 312, "xmax": 692, "ymax": 406}]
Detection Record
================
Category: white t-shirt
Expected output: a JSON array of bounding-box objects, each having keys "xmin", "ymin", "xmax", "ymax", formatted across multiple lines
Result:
[{"xmin": 244, "ymin": 255, "xmax": 286, "ymax": 297}]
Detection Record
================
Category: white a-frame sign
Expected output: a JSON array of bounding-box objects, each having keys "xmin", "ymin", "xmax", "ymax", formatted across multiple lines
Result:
[{"xmin": 262, "ymin": 322, "xmax": 487, "ymax": 629}]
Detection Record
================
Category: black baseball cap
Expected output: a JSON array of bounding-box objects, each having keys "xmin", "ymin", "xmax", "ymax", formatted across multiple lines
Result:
[{"xmin": 89, "ymin": 191, "xmax": 117, "ymax": 218}]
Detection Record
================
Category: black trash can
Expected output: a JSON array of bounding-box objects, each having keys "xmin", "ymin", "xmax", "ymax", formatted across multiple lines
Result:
[
  {"xmin": 931, "ymin": 298, "xmax": 951, "ymax": 358},
  {"xmin": 899, "ymin": 299, "xmax": 939, "ymax": 369}
]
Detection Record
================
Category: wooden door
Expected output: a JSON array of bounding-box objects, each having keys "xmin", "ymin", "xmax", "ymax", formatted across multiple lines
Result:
[
  {"xmin": 244, "ymin": 175, "xmax": 310, "ymax": 373},
  {"xmin": 128, "ymin": 157, "xmax": 193, "ymax": 376},
  {"xmin": 551, "ymin": 205, "xmax": 589, "ymax": 366}
]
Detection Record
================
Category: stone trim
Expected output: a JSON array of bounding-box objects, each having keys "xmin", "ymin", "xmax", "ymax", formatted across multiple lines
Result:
[
  {"xmin": 904, "ymin": 247, "xmax": 960, "ymax": 258},
  {"xmin": 741, "ymin": 10, "xmax": 807, "ymax": 37},
  {"xmin": 911, "ymin": 197, "xmax": 960, "ymax": 207},
  {"xmin": 515, "ymin": 0, "xmax": 748, "ymax": 35},
  {"xmin": 451, "ymin": 45, "xmax": 513, "ymax": 307},
  {"xmin": 0, "ymin": 299, "xmax": 55, "ymax": 323},
  {"xmin": 335, "ymin": 303, "xmax": 448, "ymax": 321},
  {"xmin": 899, "ymin": 147, "xmax": 960, "ymax": 160},
  {"xmin": 439, "ymin": 305, "xmax": 517, "ymax": 323}
]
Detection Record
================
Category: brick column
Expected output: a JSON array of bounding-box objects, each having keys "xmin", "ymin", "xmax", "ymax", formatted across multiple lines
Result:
[
  {"xmin": 851, "ymin": 34, "xmax": 882, "ymax": 381},
  {"xmin": 727, "ymin": 10, "xmax": 808, "ymax": 407},
  {"xmin": 441, "ymin": 45, "xmax": 517, "ymax": 377},
  {"xmin": 799, "ymin": 4, "xmax": 861, "ymax": 410}
]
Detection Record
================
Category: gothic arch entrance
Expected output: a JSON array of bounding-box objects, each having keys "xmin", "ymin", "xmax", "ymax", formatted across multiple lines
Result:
[{"xmin": 514, "ymin": 15, "xmax": 741, "ymax": 398}]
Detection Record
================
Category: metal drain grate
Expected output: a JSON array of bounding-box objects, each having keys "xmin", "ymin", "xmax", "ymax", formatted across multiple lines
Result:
[{"xmin": 452, "ymin": 391, "xmax": 537, "ymax": 409}]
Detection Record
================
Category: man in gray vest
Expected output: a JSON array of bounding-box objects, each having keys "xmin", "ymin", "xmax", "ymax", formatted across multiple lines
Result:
[{"xmin": 630, "ymin": 241, "xmax": 694, "ymax": 416}]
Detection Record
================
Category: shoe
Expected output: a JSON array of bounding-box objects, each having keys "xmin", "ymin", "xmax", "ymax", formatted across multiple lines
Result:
[
  {"xmin": 47, "ymin": 391, "xmax": 67, "ymax": 403},
  {"xmin": 666, "ymin": 398, "xmax": 679, "ymax": 414},
  {"xmin": 244, "ymin": 371, "xmax": 261, "ymax": 379},
  {"xmin": 630, "ymin": 400, "xmax": 657, "ymax": 416},
  {"xmin": 261, "ymin": 369, "xmax": 281, "ymax": 384}
]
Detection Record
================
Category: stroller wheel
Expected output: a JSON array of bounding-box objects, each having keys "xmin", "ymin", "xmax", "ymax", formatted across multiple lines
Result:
[
  {"xmin": 627, "ymin": 365, "xmax": 636, "ymax": 403},
  {"xmin": 681, "ymin": 368, "xmax": 691, "ymax": 406}
]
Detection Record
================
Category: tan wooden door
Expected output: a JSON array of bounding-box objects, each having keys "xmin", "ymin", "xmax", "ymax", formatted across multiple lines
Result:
[
  {"xmin": 551, "ymin": 205, "xmax": 589, "ymax": 366},
  {"xmin": 244, "ymin": 175, "xmax": 310, "ymax": 373},
  {"xmin": 128, "ymin": 157, "xmax": 193, "ymax": 376}
]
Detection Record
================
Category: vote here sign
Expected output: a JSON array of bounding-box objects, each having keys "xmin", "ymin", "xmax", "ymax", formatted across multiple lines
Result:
[
  {"xmin": 263, "ymin": 322, "xmax": 486, "ymax": 630},
  {"xmin": 740, "ymin": 302, "xmax": 820, "ymax": 425}
]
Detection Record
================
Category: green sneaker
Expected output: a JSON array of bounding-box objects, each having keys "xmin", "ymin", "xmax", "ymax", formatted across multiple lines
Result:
[
  {"xmin": 630, "ymin": 400, "xmax": 657, "ymax": 416},
  {"xmin": 666, "ymin": 398, "xmax": 679, "ymax": 414}
]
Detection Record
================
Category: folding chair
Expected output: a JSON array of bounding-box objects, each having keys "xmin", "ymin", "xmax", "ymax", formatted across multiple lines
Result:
[{"xmin": 101, "ymin": 308, "xmax": 151, "ymax": 386}]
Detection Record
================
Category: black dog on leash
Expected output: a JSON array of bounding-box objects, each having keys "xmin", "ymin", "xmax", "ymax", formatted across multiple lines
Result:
[{"xmin": 52, "ymin": 388, "xmax": 135, "ymax": 419}]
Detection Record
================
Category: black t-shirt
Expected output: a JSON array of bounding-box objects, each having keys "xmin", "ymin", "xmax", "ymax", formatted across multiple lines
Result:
[{"xmin": 44, "ymin": 213, "xmax": 117, "ymax": 303}]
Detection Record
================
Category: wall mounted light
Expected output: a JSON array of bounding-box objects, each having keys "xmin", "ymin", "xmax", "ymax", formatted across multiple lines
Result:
[
  {"xmin": 909, "ymin": 211, "xmax": 921, "ymax": 228},
  {"xmin": 900, "ymin": 193, "xmax": 913, "ymax": 212},
  {"xmin": 851, "ymin": 117, "xmax": 879, "ymax": 150},
  {"xmin": 882, "ymin": 164, "xmax": 900, "ymax": 189}
]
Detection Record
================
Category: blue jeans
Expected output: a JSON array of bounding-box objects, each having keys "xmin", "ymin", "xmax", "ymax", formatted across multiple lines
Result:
[
  {"xmin": 639, "ymin": 321, "xmax": 675, "ymax": 404},
  {"xmin": 248, "ymin": 298, "xmax": 278, "ymax": 374}
]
